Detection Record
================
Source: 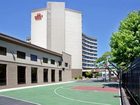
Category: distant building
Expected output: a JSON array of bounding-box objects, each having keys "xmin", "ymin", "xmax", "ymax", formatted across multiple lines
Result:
[
  {"xmin": 31, "ymin": 2, "xmax": 82, "ymax": 78},
  {"xmin": 0, "ymin": 33, "xmax": 71, "ymax": 89},
  {"xmin": 82, "ymin": 34, "xmax": 97, "ymax": 69}
]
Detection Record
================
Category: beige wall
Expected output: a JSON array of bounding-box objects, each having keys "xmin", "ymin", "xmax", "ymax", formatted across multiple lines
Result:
[
  {"xmin": 0, "ymin": 61, "xmax": 72, "ymax": 89},
  {"xmin": 62, "ymin": 52, "xmax": 72, "ymax": 81},
  {"xmin": 0, "ymin": 40, "xmax": 62, "ymax": 67},
  {"xmin": 31, "ymin": 2, "xmax": 82, "ymax": 71},
  {"xmin": 71, "ymin": 69, "xmax": 82, "ymax": 79},
  {"xmin": 31, "ymin": 9, "xmax": 48, "ymax": 49},
  {"xmin": 65, "ymin": 10, "xmax": 82, "ymax": 70},
  {"xmin": 0, "ymin": 38, "xmax": 72, "ymax": 89},
  {"xmin": 47, "ymin": 2, "xmax": 65, "ymax": 53}
]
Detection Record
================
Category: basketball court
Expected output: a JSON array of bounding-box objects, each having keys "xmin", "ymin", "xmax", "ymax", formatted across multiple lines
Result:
[{"xmin": 0, "ymin": 80, "xmax": 120, "ymax": 105}]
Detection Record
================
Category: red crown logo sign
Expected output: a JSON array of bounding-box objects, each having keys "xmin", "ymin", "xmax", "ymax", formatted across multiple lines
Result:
[{"xmin": 35, "ymin": 13, "xmax": 43, "ymax": 20}]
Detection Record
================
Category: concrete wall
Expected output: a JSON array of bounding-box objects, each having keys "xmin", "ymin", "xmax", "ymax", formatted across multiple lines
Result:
[
  {"xmin": 0, "ymin": 61, "xmax": 71, "ymax": 89},
  {"xmin": 65, "ymin": 10, "xmax": 82, "ymax": 69},
  {"xmin": 62, "ymin": 52, "xmax": 72, "ymax": 81},
  {"xmin": 71, "ymin": 69, "xmax": 82, "ymax": 79},
  {"xmin": 0, "ymin": 39, "xmax": 72, "ymax": 89},
  {"xmin": 0, "ymin": 40, "xmax": 62, "ymax": 67},
  {"xmin": 31, "ymin": 9, "xmax": 47, "ymax": 49},
  {"xmin": 31, "ymin": 2, "xmax": 82, "ymax": 77},
  {"xmin": 47, "ymin": 2, "xmax": 65, "ymax": 53}
]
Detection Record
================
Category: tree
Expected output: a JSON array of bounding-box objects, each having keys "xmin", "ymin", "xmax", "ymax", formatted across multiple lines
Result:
[
  {"xmin": 96, "ymin": 52, "xmax": 119, "ymax": 81},
  {"xmin": 96, "ymin": 51, "xmax": 111, "ymax": 64},
  {"xmin": 110, "ymin": 11, "xmax": 140, "ymax": 70},
  {"xmin": 94, "ymin": 72, "xmax": 100, "ymax": 79},
  {"xmin": 85, "ymin": 71, "xmax": 93, "ymax": 78}
]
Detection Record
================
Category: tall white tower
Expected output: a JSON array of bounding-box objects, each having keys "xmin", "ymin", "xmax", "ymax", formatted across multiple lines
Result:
[
  {"xmin": 47, "ymin": 2, "xmax": 65, "ymax": 53},
  {"xmin": 31, "ymin": 2, "xmax": 82, "ymax": 76}
]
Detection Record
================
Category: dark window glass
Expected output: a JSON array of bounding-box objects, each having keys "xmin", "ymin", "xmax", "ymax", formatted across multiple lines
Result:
[
  {"xmin": 51, "ymin": 70, "xmax": 55, "ymax": 82},
  {"xmin": 31, "ymin": 67, "xmax": 37, "ymax": 83},
  {"xmin": 17, "ymin": 51, "xmax": 26, "ymax": 59},
  {"xmin": 31, "ymin": 54, "xmax": 37, "ymax": 61},
  {"xmin": 65, "ymin": 63, "xmax": 68, "ymax": 67},
  {"xmin": 0, "ymin": 46, "xmax": 6, "ymax": 56},
  {"xmin": 51, "ymin": 59, "xmax": 55, "ymax": 65},
  {"xmin": 0, "ymin": 64, "xmax": 6, "ymax": 86},
  {"xmin": 44, "ymin": 69, "xmax": 48, "ymax": 82},
  {"xmin": 59, "ymin": 70, "xmax": 62, "ymax": 81},
  {"xmin": 43, "ymin": 57, "xmax": 48, "ymax": 63},
  {"xmin": 58, "ymin": 61, "xmax": 62, "ymax": 66},
  {"xmin": 18, "ymin": 66, "xmax": 26, "ymax": 84}
]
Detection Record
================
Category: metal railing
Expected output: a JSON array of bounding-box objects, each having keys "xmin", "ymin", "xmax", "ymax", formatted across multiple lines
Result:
[{"xmin": 122, "ymin": 58, "xmax": 140, "ymax": 105}]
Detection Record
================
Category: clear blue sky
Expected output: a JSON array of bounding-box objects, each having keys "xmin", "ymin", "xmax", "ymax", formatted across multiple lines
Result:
[{"xmin": 0, "ymin": 0, "xmax": 140, "ymax": 57}]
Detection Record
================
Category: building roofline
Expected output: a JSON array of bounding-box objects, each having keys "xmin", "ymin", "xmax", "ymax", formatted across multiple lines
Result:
[
  {"xmin": 0, "ymin": 33, "xmax": 62, "ymax": 57},
  {"xmin": 32, "ymin": 8, "xmax": 81, "ymax": 14},
  {"xmin": 82, "ymin": 33, "xmax": 97, "ymax": 41},
  {"xmin": 32, "ymin": 8, "xmax": 46, "ymax": 13},
  {"xmin": 65, "ymin": 8, "xmax": 81, "ymax": 14},
  {"xmin": 47, "ymin": 2, "xmax": 65, "ymax": 4}
]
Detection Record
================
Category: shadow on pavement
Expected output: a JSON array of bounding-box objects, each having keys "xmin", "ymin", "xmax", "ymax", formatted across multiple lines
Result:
[
  {"xmin": 76, "ymin": 78, "xmax": 108, "ymax": 83},
  {"xmin": 103, "ymin": 83, "xmax": 119, "ymax": 88},
  {"xmin": 76, "ymin": 78, "xmax": 119, "ymax": 89}
]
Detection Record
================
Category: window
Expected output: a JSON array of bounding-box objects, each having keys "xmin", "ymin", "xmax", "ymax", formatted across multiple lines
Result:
[
  {"xmin": 51, "ymin": 59, "xmax": 55, "ymax": 65},
  {"xmin": 0, "ymin": 64, "xmax": 6, "ymax": 86},
  {"xmin": 59, "ymin": 70, "xmax": 62, "ymax": 81},
  {"xmin": 43, "ymin": 69, "xmax": 48, "ymax": 82},
  {"xmin": 65, "ymin": 63, "xmax": 68, "ymax": 67},
  {"xmin": 31, "ymin": 54, "xmax": 37, "ymax": 61},
  {"xmin": 58, "ymin": 61, "xmax": 62, "ymax": 66},
  {"xmin": 31, "ymin": 67, "xmax": 37, "ymax": 83},
  {"xmin": 0, "ymin": 46, "xmax": 6, "ymax": 56},
  {"xmin": 17, "ymin": 51, "xmax": 26, "ymax": 59},
  {"xmin": 43, "ymin": 57, "xmax": 48, "ymax": 63},
  {"xmin": 17, "ymin": 66, "xmax": 26, "ymax": 84},
  {"xmin": 51, "ymin": 70, "xmax": 55, "ymax": 82}
]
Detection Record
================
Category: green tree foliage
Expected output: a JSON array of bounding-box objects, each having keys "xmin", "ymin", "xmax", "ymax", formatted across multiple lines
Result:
[
  {"xmin": 96, "ymin": 51, "xmax": 111, "ymax": 65},
  {"xmin": 85, "ymin": 71, "xmax": 93, "ymax": 78},
  {"xmin": 94, "ymin": 72, "xmax": 100, "ymax": 78},
  {"xmin": 96, "ymin": 52, "xmax": 119, "ymax": 79},
  {"xmin": 110, "ymin": 11, "xmax": 140, "ymax": 69},
  {"xmin": 96, "ymin": 52, "xmax": 112, "ymax": 70}
]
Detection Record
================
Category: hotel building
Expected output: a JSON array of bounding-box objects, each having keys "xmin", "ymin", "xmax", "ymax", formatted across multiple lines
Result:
[
  {"xmin": 31, "ymin": 2, "xmax": 82, "ymax": 78},
  {"xmin": 82, "ymin": 34, "xmax": 97, "ymax": 69},
  {"xmin": 0, "ymin": 33, "xmax": 71, "ymax": 89}
]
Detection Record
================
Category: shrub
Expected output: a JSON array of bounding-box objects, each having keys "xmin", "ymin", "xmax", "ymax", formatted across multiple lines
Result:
[
  {"xmin": 94, "ymin": 72, "xmax": 100, "ymax": 78},
  {"xmin": 85, "ymin": 71, "xmax": 93, "ymax": 78},
  {"xmin": 78, "ymin": 75, "xmax": 82, "ymax": 80},
  {"xmin": 74, "ymin": 77, "xmax": 77, "ymax": 80}
]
